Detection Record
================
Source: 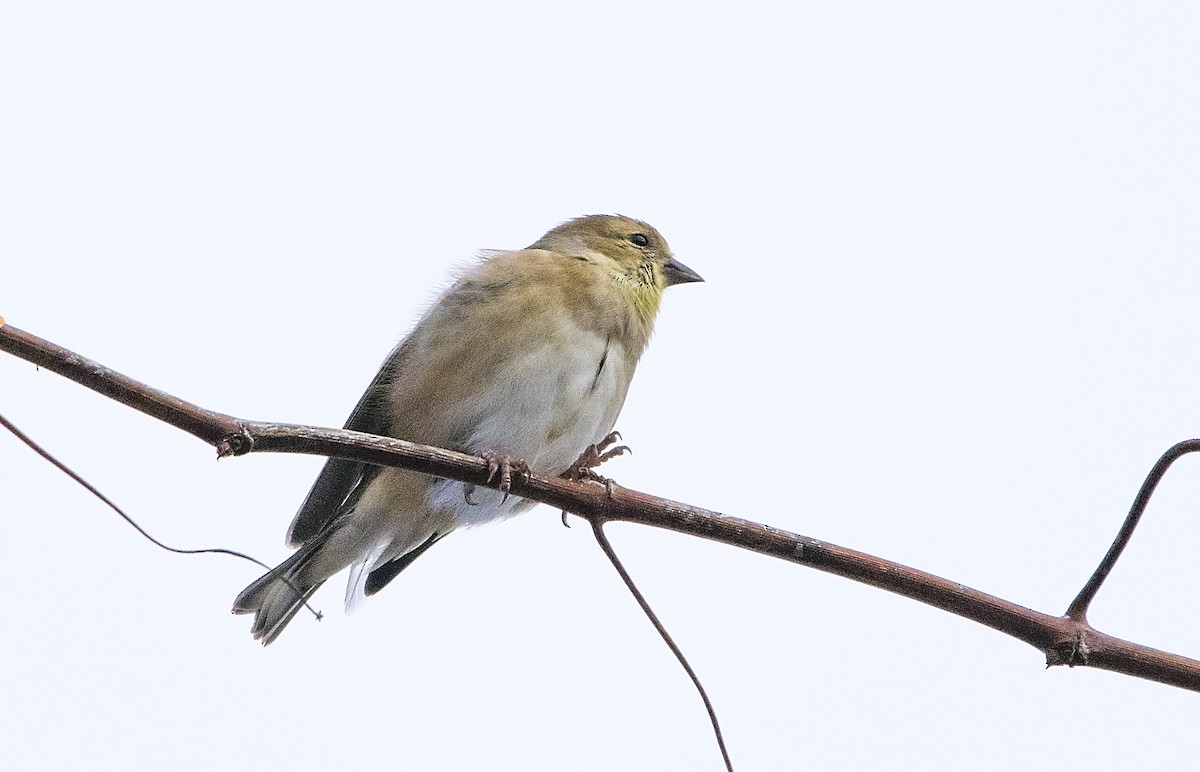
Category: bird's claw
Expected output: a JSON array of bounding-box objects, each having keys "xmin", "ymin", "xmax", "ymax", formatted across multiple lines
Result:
[
  {"xmin": 481, "ymin": 451, "xmax": 529, "ymax": 504},
  {"xmin": 564, "ymin": 431, "xmax": 629, "ymax": 495},
  {"xmin": 595, "ymin": 430, "xmax": 630, "ymax": 460}
]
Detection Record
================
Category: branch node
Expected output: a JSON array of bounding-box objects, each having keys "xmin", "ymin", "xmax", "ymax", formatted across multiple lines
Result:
[
  {"xmin": 217, "ymin": 425, "xmax": 256, "ymax": 458},
  {"xmin": 1046, "ymin": 630, "xmax": 1091, "ymax": 668}
]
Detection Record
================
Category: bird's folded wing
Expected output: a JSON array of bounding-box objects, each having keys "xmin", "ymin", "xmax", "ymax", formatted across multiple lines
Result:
[{"xmin": 285, "ymin": 341, "xmax": 409, "ymax": 547}]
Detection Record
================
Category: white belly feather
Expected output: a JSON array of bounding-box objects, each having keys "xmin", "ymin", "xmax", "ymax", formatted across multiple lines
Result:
[{"xmin": 429, "ymin": 321, "xmax": 630, "ymax": 528}]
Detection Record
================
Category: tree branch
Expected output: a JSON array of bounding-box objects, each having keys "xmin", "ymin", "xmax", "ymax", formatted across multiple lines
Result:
[{"xmin": 3, "ymin": 320, "xmax": 1199, "ymax": 692}]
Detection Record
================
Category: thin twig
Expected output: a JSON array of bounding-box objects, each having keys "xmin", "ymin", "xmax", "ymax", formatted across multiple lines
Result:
[
  {"xmin": 0, "ymin": 410, "xmax": 323, "ymax": 621},
  {"xmin": 1066, "ymin": 440, "xmax": 1200, "ymax": 621},
  {"xmin": 587, "ymin": 516, "xmax": 735, "ymax": 772}
]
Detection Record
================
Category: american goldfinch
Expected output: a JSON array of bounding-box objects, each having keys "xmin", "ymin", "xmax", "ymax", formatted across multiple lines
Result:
[{"xmin": 233, "ymin": 214, "xmax": 702, "ymax": 643}]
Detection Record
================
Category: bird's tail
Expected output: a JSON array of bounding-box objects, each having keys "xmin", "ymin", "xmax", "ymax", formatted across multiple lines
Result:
[
  {"xmin": 232, "ymin": 515, "xmax": 440, "ymax": 644},
  {"xmin": 232, "ymin": 545, "xmax": 327, "ymax": 645}
]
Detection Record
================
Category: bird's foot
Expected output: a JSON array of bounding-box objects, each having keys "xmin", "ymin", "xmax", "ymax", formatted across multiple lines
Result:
[
  {"xmin": 559, "ymin": 433, "xmax": 629, "ymax": 527},
  {"xmin": 464, "ymin": 452, "xmax": 529, "ymax": 505},
  {"xmin": 565, "ymin": 431, "xmax": 630, "ymax": 488},
  {"xmin": 476, "ymin": 451, "xmax": 529, "ymax": 505}
]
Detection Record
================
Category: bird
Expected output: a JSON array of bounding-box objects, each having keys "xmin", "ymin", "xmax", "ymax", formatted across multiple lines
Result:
[{"xmin": 232, "ymin": 214, "xmax": 703, "ymax": 644}]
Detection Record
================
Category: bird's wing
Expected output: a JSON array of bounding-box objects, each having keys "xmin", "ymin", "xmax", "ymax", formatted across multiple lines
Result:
[{"xmin": 285, "ymin": 341, "xmax": 409, "ymax": 547}]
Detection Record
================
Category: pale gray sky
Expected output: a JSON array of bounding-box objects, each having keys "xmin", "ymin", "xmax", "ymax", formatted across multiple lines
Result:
[{"xmin": 3, "ymin": 3, "xmax": 1199, "ymax": 770}]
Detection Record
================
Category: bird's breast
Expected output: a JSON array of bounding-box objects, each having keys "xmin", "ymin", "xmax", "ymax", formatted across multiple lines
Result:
[
  {"xmin": 430, "ymin": 325, "xmax": 634, "ymax": 528},
  {"xmin": 538, "ymin": 333, "xmax": 631, "ymax": 468}
]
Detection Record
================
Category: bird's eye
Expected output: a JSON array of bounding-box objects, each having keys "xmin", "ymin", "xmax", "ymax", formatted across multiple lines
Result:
[{"xmin": 629, "ymin": 233, "xmax": 650, "ymax": 247}]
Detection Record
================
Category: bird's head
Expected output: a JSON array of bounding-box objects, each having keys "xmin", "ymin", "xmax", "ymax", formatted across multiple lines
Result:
[{"xmin": 532, "ymin": 214, "xmax": 703, "ymax": 323}]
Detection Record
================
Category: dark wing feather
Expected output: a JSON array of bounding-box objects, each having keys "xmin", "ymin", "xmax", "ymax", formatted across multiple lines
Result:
[
  {"xmin": 285, "ymin": 342, "xmax": 408, "ymax": 546},
  {"xmin": 364, "ymin": 531, "xmax": 445, "ymax": 595}
]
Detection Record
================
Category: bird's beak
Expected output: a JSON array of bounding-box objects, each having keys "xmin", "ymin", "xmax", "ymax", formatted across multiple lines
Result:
[{"xmin": 662, "ymin": 257, "xmax": 704, "ymax": 286}]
